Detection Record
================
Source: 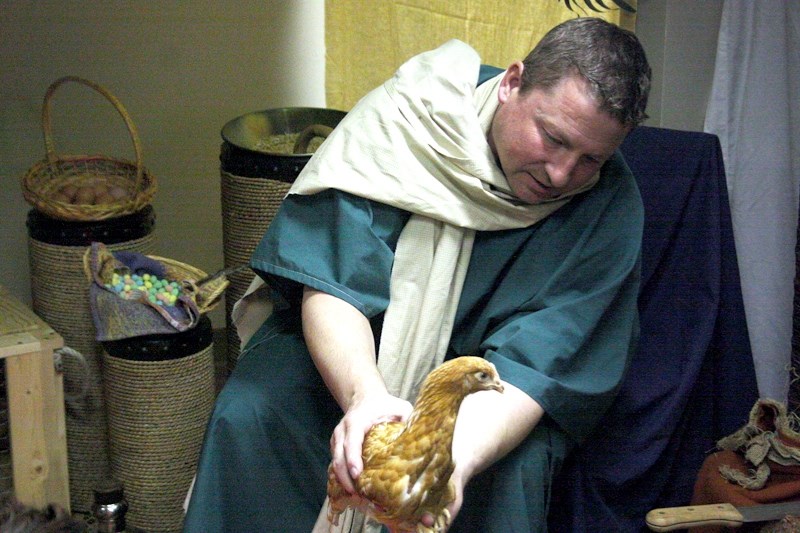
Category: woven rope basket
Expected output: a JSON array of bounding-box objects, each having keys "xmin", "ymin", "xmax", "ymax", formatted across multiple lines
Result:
[
  {"xmin": 220, "ymin": 170, "xmax": 290, "ymax": 372},
  {"xmin": 83, "ymin": 249, "xmax": 222, "ymax": 529},
  {"xmin": 28, "ymin": 227, "xmax": 155, "ymax": 512},
  {"xmin": 103, "ymin": 335, "xmax": 215, "ymax": 532},
  {"xmin": 21, "ymin": 76, "xmax": 156, "ymax": 221}
]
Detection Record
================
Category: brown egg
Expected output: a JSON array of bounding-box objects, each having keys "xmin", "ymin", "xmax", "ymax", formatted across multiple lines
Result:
[
  {"xmin": 95, "ymin": 193, "xmax": 117, "ymax": 204},
  {"xmin": 53, "ymin": 193, "xmax": 72, "ymax": 203},
  {"xmin": 108, "ymin": 186, "xmax": 129, "ymax": 200},
  {"xmin": 94, "ymin": 183, "xmax": 110, "ymax": 198},
  {"xmin": 74, "ymin": 186, "xmax": 96, "ymax": 205},
  {"xmin": 60, "ymin": 184, "xmax": 78, "ymax": 201}
]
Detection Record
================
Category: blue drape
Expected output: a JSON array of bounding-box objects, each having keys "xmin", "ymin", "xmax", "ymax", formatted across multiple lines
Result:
[{"xmin": 548, "ymin": 126, "xmax": 759, "ymax": 532}]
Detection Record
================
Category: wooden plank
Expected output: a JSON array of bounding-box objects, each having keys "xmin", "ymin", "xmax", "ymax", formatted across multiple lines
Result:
[
  {"xmin": 0, "ymin": 332, "xmax": 42, "ymax": 360},
  {"xmin": 0, "ymin": 285, "xmax": 39, "ymax": 337},
  {"xmin": 6, "ymin": 347, "xmax": 70, "ymax": 510},
  {"xmin": 0, "ymin": 327, "xmax": 62, "ymax": 360}
]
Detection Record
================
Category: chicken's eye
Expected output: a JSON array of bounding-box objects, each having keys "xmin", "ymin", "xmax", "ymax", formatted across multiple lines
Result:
[{"xmin": 476, "ymin": 371, "xmax": 488, "ymax": 381}]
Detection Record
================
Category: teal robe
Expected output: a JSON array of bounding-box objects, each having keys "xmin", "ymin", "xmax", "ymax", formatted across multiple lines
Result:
[{"xmin": 184, "ymin": 151, "xmax": 642, "ymax": 532}]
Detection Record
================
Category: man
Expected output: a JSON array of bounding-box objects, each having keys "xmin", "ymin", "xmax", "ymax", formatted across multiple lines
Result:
[{"xmin": 185, "ymin": 17, "xmax": 650, "ymax": 532}]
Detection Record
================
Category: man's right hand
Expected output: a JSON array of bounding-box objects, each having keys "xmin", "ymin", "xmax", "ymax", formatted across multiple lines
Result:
[{"xmin": 330, "ymin": 390, "xmax": 413, "ymax": 494}]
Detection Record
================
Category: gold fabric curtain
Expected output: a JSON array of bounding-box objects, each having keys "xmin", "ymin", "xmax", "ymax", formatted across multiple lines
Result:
[{"xmin": 325, "ymin": 0, "xmax": 637, "ymax": 111}]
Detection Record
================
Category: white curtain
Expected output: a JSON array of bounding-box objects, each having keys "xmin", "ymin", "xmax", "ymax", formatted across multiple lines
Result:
[{"xmin": 704, "ymin": 0, "xmax": 800, "ymax": 402}]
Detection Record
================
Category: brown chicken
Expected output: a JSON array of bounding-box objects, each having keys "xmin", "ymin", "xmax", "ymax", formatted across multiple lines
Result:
[{"xmin": 326, "ymin": 356, "xmax": 504, "ymax": 533}]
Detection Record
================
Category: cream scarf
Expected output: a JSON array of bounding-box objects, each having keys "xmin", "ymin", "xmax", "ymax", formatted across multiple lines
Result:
[
  {"xmin": 289, "ymin": 39, "xmax": 595, "ymax": 401},
  {"xmin": 232, "ymin": 40, "xmax": 596, "ymax": 532}
]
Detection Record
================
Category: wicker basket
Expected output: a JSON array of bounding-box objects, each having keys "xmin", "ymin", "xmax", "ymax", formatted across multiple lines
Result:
[
  {"xmin": 21, "ymin": 76, "xmax": 157, "ymax": 221},
  {"xmin": 148, "ymin": 256, "xmax": 227, "ymax": 315}
]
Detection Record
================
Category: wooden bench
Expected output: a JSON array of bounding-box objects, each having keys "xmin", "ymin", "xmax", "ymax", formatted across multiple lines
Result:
[{"xmin": 0, "ymin": 283, "xmax": 70, "ymax": 511}]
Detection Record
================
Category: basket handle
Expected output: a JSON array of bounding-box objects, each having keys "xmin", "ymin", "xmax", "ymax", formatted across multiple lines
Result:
[
  {"xmin": 292, "ymin": 124, "xmax": 334, "ymax": 154},
  {"xmin": 41, "ymin": 76, "xmax": 144, "ymax": 188}
]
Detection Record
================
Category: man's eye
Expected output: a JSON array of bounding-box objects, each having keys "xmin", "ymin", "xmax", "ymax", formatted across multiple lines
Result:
[{"xmin": 544, "ymin": 130, "xmax": 562, "ymax": 146}]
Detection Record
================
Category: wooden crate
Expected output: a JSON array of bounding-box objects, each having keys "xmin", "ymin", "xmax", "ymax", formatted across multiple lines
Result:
[{"xmin": 0, "ymin": 284, "xmax": 69, "ymax": 511}]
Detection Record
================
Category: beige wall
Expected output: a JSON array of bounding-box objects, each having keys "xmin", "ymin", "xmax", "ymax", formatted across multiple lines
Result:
[
  {"xmin": 637, "ymin": 0, "xmax": 724, "ymax": 130},
  {"xmin": 0, "ymin": 1, "xmax": 325, "ymax": 326},
  {"xmin": 0, "ymin": 0, "xmax": 722, "ymax": 329}
]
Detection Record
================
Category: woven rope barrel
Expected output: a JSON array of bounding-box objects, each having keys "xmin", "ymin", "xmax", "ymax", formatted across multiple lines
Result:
[
  {"xmin": 220, "ymin": 171, "xmax": 290, "ymax": 373},
  {"xmin": 219, "ymin": 108, "xmax": 345, "ymax": 374},
  {"xmin": 26, "ymin": 207, "xmax": 156, "ymax": 512},
  {"xmin": 102, "ymin": 315, "xmax": 215, "ymax": 533}
]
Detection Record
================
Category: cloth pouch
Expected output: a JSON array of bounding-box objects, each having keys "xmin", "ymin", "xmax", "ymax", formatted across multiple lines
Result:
[{"xmin": 86, "ymin": 242, "xmax": 207, "ymax": 340}]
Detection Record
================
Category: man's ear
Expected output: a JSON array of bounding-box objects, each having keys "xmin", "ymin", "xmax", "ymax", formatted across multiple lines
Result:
[{"xmin": 498, "ymin": 61, "xmax": 524, "ymax": 104}]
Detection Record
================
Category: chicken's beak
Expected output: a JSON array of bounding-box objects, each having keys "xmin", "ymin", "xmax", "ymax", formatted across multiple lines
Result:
[{"xmin": 491, "ymin": 379, "xmax": 504, "ymax": 394}]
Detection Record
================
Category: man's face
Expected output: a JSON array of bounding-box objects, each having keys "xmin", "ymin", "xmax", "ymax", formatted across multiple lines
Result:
[{"xmin": 488, "ymin": 63, "xmax": 629, "ymax": 204}]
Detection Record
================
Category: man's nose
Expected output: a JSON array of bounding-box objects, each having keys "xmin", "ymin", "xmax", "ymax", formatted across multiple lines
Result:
[{"xmin": 545, "ymin": 152, "xmax": 578, "ymax": 188}]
